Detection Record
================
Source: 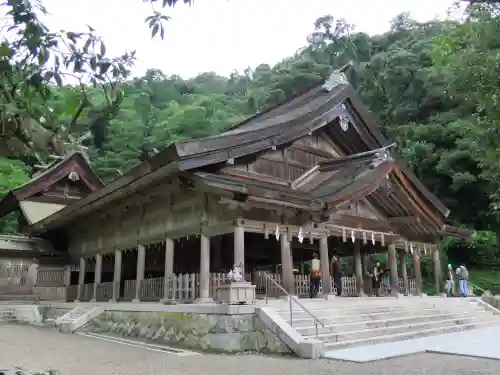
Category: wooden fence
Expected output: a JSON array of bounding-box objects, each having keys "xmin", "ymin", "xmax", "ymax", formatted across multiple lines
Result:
[
  {"xmin": 71, "ymin": 273, "xmax": 420, "ymax": 302},
  {"xmin": 1, "ymin": 264, "xmax": 475, "ymax": 302}
]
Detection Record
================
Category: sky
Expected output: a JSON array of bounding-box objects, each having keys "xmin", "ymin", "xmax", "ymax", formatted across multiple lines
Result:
[{"xmin": 41, "ymin": 0, "xmax": 461, "ymax": 79}]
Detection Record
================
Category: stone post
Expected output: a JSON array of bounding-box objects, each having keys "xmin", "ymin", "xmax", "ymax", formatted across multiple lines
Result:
[
  {"xmin": 399, "ymin": 250, "xmax": 409, "ymax": 295},
  {"xmin": 433, "ymin": 245, "xmax": 443, "ymax": 295},
  {"xmin": 319, "ymin": 236, "xmax": 331, "ymax": 295},
  {"xmin": 91, "ymin": 254, "xmax": 102, "ymax": 302},
  {"xmin": 354, "ymin": 240, "xmax": 365, "ymax": 296},
  {"xmin": 196, "ymin": 234, "xmax": 213, "ymax": 303},
  {"xmin": 111, "ymin": 249, "xmax": 122, "ymax": 302},
  {"xmin": 412, "ymin": 247, "xmax": 423, "ymax": 295},
  {"xmin": 387, "ymin": 243, "xmax": 400, "ymax": 295},
  {"xmin": 162, "ymin": 238, "xmax": 174, "ymax": 302},
  {"xmin": 133, "ymin": 244, "xmax": 145, "ymax": 302},
  {"xmin": 234, "ymin": 222, "xmax": 245, "ymax": 275},
  {"xmin": 76, "ymin": 257, "xmax": 86, "ymax": 301},
  {"xmin": 280, "ymin": 233, "xmax": 295, "ymax": 295}
]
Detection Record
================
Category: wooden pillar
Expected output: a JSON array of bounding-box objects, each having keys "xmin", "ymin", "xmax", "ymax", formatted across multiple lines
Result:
[
  {"xmin": 433, "ymin": 245, "xmax": 442, "ymax": 295},
  {"xmin": 234, "ymin": 223, "xmax": 245, "ymax": 274},
  {"xmin": 387, "ymin": 243, "xmax": 400, "ymax": 294},
  {"xmin": 133, "ymin": 245, "xmax": 145, "ymax": 302},
  {"xmin": 196, "ymin": 234, "xmax": 213, "ymax": 302},
  {"xmin": 412, "ymin": 246, "xmax": 423, "ymax": 295},
  {"xmin": 399, "ymin": 250, "xmax": 409, "ymax": 295},
  {"xmin": 111, "ymin": 249, "xmax": 122, "ymax": 302},
  {"xmin": 280, "ymin": 233, "xmax": 295, "ymax": 295},
  {"xmin": 162, "ymin": 238, "xmax": 174, "ymax": 301},
  {"xmin": 353, "ymin": 240, "xmax": 365, "ymax": 296},
  {"xmin": 76, "ymin": 257, "xmax": 86, "ymax": 301},
  {"xmin": 92, "ymin": 254, "xmax": 102, "ymax": 301},
  {"xmin": 63, "ymin": 265, "xmax": 71, "ymax": 287},
  {"xmin": 27, "ymin": 263, "xmax": 38, "ymax": 287},
  {"xmin": 319, "ymin": 236, "xmax": 331, "ymax": 295}
]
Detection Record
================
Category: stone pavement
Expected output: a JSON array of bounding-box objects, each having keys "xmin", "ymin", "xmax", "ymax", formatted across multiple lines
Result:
[
  {"xmin": 0, "ymin": 325, "xmax": 499, "ymax": 375},
  {"xmin": 323, "ymin": 326, "xmax": 500, "ymax": 362}
]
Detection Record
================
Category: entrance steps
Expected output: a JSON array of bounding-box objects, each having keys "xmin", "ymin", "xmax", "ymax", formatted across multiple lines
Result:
[
  {"xmin": 56, "ymin": 304, "xmax": 104, "ymax": 333},
  {"xmin": 0, "ymin": 305, "xmax": 14, "ymax": 323},
  {"xmin": 272, "ymin": 297, "xmax": 500, "ymax": 352}
]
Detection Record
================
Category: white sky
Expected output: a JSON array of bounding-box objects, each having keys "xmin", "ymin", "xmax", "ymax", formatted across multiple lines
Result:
[{"xmin": 41, "ymin": 0, "xmax": 459, "ymax": 79}]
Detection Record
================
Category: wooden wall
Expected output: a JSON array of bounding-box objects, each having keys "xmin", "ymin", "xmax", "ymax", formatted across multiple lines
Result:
[
  {"xmin": 222, "ymin": 131, "xmax": 342, "ymax": 182},
  {"xmin": 66, "ymin": 182, "xmax": 239, "ymax": 259}
]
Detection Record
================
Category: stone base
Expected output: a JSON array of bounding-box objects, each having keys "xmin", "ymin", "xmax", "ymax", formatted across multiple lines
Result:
[
  {"xmin": 322, "ymin": 293, "xmax": 336, "ymax": 300},
  {"xmin": 194, "ymin": 297, "xmax": 215, "ymax": 304},
  {"xmin": 395, "ymin": 293, "xmax": 405, "ymax": 299},
  {"xmin": 216, "ymin": 282, "xmax": 256, "ymax": 305},
  {"xmin": 132, "ymin": 299, "xmax": 140, "ymax": 303},
  {"xmin": 160, "ymin": 299, "xmax": 179, "ymax": 305}
]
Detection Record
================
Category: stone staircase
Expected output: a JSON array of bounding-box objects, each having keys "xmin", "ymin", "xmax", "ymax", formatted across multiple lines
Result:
[
  {"xmin": 56, "ymin": 305, "xmax": 104, "ymax": 333},
  {"xmin": 0, "ymin": 305, "xmax": 15, "ymax": 323},
  {"xmin": 274, "ymin": 297, "xmax": 500, "ymax": 351}
]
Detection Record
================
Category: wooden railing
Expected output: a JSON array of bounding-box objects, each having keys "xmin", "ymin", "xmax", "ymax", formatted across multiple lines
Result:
[
  {"xmin": 68, "ymin": 274, "xmax": 420, "ymax": 302},
  {"xmin": 36, "ymin": 267, "xmax": 65, "ymax": 286}
]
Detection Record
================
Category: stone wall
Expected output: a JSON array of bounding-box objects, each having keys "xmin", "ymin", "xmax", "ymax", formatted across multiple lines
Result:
[
  {"xmin": 80, "ymin": 311, "xmax": 291, "ymax": 354},
  {"xmin": 483, "ymin": 296, "xmax": 500, "ymax": 309},
  {"xmin": 37, "ymin": 306, "xmax": 72, "ymax": 326}
]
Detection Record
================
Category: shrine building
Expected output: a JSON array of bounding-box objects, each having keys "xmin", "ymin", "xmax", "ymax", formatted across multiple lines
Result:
[{"xmin": 0, "ymin": 71, "xmax": 469, "ymax": 302}]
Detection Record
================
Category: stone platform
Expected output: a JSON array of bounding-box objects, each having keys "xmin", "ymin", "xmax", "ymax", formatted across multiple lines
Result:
[
  {"xmin": 36, "ymin": 301, "xmax": 290, "ymax": 355},
  {"xmin": 323, "ymin": 326, "xmax": 500, "ymax": 362}
]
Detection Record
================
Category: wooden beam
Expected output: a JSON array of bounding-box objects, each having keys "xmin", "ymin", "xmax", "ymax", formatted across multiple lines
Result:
[{"xmin": 388, "ymin": 216, "xmax": 421, "ymax": 225}]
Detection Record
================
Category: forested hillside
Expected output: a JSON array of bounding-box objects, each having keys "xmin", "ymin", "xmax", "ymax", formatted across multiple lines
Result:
[{"xmin": 2, "ymin": 3, "xmax": 500, "ymax": 281}]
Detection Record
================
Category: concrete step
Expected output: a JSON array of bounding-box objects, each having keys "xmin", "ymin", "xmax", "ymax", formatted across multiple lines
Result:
[
  {"xmin": 322, "ymin": 320, "xmax": 500, "ymax": 350},
  {"xmin": 312, "ymin": 315, "xmax": 495, "ymax": 343},
  {"xmin": 279, "ymin": 304, "xmax": 454, "ymax": 321},
  {"xmin": 295, "ymin": 311, "xmax": 487, "ymax": 335},
  {"xmin": 0, "ymin": 294, "xmax": 37, "ymax": 302},
  {"xmin": 283, "ymin": 307, "xmax": 453, "ymax": 326}
]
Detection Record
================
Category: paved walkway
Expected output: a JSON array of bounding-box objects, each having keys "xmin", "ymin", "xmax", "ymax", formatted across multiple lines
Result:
[
  {"xmin": 323, "ymin": 326, "xmax": 500, "ymax": 362},
  {"xmin": 0, "ymin": 325, "xmax": 498, "ymax": 375}
]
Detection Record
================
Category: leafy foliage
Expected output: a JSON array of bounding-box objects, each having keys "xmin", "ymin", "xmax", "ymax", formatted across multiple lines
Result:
[{"xmin": 2, "ymin": 3, "xmax": 500, "ymax": 274}]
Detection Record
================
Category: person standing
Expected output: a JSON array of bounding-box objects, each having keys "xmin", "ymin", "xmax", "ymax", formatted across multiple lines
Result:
[
  {"xmin": 444, "ymin": 264, "xmax": 456, "ymax": 296},
  {"xmin": 330, "ymin": 253, "xmax": 342, "ymax": 296},
  {"xmin": 381, "ymin": 263, "xmax": 392, "ymax": 295},
  {"xmin": 309, "ymin": 253, "xmax": 321, "ymax": 298},
  {"xmin": 371, "ymin": 261, "xmax": 382, "ymax": 297},
  {"xmin": 456, "ymin": 264, "xmax": 469, "ymax": 297}
]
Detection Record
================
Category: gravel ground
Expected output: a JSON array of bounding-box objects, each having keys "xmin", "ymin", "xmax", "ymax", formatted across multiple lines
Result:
[{"xmin": 0, "ymin": 325, "xmax": 498, "ymax": 375}]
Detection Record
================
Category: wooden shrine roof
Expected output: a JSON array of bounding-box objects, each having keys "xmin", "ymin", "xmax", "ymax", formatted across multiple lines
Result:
[
  {"xmin": 29, "ymin": 71, "xmax": 453, "ymax": 239},
  {"xmin": 0, "ymin": 152, "xmax": 104, "ymax": 220}
]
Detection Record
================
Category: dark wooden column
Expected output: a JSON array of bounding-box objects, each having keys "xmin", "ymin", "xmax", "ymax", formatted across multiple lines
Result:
[
  {"xmin": 387, "ymin": 243, "xmax": 400, "ymax": 294},
  {"xmin": 353, "ymin": 240, "xmax": 365, "ymax": 296},
  {"xmin": 319, "ymin": 236, "xmax": 331, "ymax": 295},
  {"xmin": 412, "ymin": 246, "xmax": 423, "ymax": 295},
  {"xmin": 399, "ymin": 250, "xmax": 409, "ymax": 295},
  {"xmin": 433, "ymin": 244, "xmax": 443, "ymax": 295}
]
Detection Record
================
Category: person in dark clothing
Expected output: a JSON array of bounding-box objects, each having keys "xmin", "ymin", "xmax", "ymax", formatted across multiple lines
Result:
[
  {"xmin": 372, "ymin": 261, "xmax": 382, "ymax": 297},
  {"xmin": 309, "ymin": 253, "xmax": 321, "ymax": 298},
  {"xmin": 330, "ymin": 253, "xmax": 342, "ymax": 296}
]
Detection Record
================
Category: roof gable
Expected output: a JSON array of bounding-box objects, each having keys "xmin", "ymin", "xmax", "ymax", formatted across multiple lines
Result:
[
  {"xmin": 0, "ymin": 152, "xmax": 104, "ymax": 218},
  {"xmin": 28, "ymin": 71, "xmax": 450, "ymax": 234}
]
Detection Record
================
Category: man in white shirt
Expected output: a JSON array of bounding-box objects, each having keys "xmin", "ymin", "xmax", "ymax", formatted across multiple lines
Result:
[{"xmin": 309, "ymin": 253, "xmax": 321, "ymax": 298}]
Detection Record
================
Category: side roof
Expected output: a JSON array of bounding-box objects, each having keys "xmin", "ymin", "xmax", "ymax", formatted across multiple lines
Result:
[
  {"xmin": 0, "ymin": 152, "xmax": 104, "ymax": 218},
  {"xmin": 29, "ymin": 71, "xmax": 450, "ymax": 233}
]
